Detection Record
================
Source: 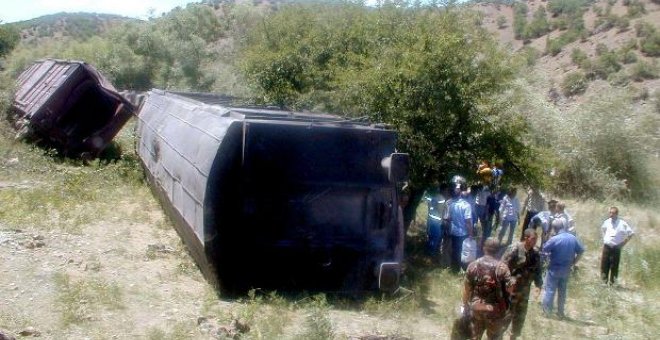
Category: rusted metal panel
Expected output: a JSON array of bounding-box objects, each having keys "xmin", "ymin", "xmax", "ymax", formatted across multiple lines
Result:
[
  {"xmin": 136, "ymin": 89, "xmax": 407, "ymax": 293},
  {"xmin": 11, "ymin": 59, "xmax": 134, "ymax": 157}
]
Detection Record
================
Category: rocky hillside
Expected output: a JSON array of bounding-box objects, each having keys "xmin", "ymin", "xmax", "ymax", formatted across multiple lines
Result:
[{"xmin": 474, "ymin": 0, "xmax": 659, "ymax": 103}]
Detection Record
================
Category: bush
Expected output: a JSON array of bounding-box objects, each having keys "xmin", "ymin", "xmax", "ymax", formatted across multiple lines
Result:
[
  {"xmin": 571, "ymin": 48, "xmax": 588, "ymax": 66},
  {"xmin": 595, "ymin": 43, "xmax": 609, "ymax": 56},
  {"xmin": 630, "ymin": 60, "xmax": 659, "ymax": 81},
  {"xmin": 615, "ymin": 16, "xmax": 630, "ymax": 32},
  {"xmin": 561, "ymin": 71, "xmax": 588, "ymax": 96},
  {"xmin": 526, "ymin": 7, "xmax": 551, "ymax": 39},
  {"xmin": 634, "ymin": 21, "xmax": 655, "ymax": 38},
  {"xmin": 592, "ymin": 52, "xmax": 621, "ymax": 79},
  {"xmin": 625, "ymin": 0, "xmax": 646, "ymax": 18},
  {"xmin": 497, "ymin": 15, "xmax": 507, "ymax": 29},
  {"xmin": 607, "ymin": 70, "xmax": 630, "ymax": 87},
  {"xmin": 619, "ymin": 49, "xmax": 638, "ymax": 64},
  {"xmin": 513, "ymin": 2, "xmax": 528, "ymax": 39},
  {"xmin": 520, "ymin": 46, "xmax": 540, "ymax": 66},
  {"xmin": 640, "ymin": 32, "xmax": 660, "ymax": 57},
  {"xmin": 546, "ymin": 38, "xmax": 563, "ymax": 56}
]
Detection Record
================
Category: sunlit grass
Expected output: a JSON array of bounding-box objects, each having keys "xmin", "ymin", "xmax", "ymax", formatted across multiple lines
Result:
[{"xmin": 53, "ymin": 272, "xmax": 124, "ymax": 326}]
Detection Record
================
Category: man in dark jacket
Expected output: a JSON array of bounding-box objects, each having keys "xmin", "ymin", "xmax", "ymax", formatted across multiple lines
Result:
[{"xmin": 502, "ymin": 229, "xmax": 543, "ymax": 339}]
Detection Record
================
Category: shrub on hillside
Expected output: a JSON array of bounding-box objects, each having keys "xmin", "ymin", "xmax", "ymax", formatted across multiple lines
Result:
[
  {"xmin": 548, "ymin": 0, "xmax": 589, "ymax": 17},
  {"xmin": 591, "ymin": 52, "xmax": 622, "ymax": 79},
  {"xmin": 546, "ymin": 38, "xmax": 564, "ymax": 56},
  {"xmin": 526, "ymin": 7, "xmax": 551, "ymax": 39},
  {"xmin": 513, "ymin": 2, "xmax": 528, "ymax": 39},
  {"xmin": 625, "ymin": 0, "xmax": 646, "ymax": 18},
  {"xmin": 634, "ymin": 21, "xmax": 655, "ymax": 38},
  {"xmin": 619, "ymin": 49, "xmax": 638, "ymax": 64},
  {"xmin": 615, "ymin": 16, "xmax": 630, "ymax": 32},
  {"xmin": 607, "ymin": 70, "xmax": 630, "ymax": 87},
  {"xmin": 537, "ymin": 91, "xmax": 659, "ymax": 200},
  {"xmin": 630, "ymin": 60, "xmax": 659, "ymax": 81},
  {"xmin": 640, "ymin": 32, "xmax": 660, "ymax": 57},
  {"xmin": 571, "ymin": 48, "xmax": 588, "ymax": 66},
  {"xmin": 497, "ymin": 15, "xmax": 507, "ymax": 29},
  {"xmin": 520, "ymin": 46, "xmax": 540, "ymax": 66},
  {"xmin": 595, "ymin": 43, "xmax": 609, "ymax": 56},
  {"xmin": 561, "ymin": 71, "xmax": 588, "ymax": 96}
]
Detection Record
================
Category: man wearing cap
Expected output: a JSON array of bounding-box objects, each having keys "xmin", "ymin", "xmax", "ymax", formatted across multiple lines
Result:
[
  {"xmin": 541, "ymin": 219, "xmax": 584, "ymax": 319},
  {"xmin": 502, "ymin": 229, "xmax": 542, "ymax": 339},
  {"xmin": 520, "ymin": 188, "xmax": 546, "ymax": 240},
  {"xmin": 462, "ymin": 238, "xmax": 515, "ymax": 339},
  {"xmin": 600, "ymin": 206, "xmax": 634, "ymax": 285},
  {"xmin": 530, "ymin": 199, "xmax": 558, "ymax": 247}
]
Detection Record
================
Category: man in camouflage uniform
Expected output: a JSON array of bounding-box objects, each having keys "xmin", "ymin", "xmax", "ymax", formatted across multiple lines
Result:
[
  {"xmin": 501, "ymin": 229, "xmax": 543, "ymax": 340},
  {"xmin": 462, "ymin": 238, "xmax": 514, "ymax": 339}
]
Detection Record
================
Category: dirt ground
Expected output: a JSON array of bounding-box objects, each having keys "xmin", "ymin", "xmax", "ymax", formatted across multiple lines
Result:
[{"xmin": 0, "ymin": 188, "xmax": 451, "ymax": 339}]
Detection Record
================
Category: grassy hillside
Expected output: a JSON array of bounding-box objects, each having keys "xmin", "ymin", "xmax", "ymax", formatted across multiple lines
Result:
[
  {"xmin": 10, "ymin": 12, "xmax": 138, "ymax": 42},
  {"xmin": 0, "ymin": 2, "xmax": 659, "ymax": 338}
]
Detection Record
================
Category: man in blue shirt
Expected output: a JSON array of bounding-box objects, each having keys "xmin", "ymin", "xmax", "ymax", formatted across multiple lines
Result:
[
  {"xmin": 541, "ymin": 218, "xmax": 585, "ymax": 318},
  {"xmin": 445, "ymin": 175, "xmax": 474, "ymax": 272}
]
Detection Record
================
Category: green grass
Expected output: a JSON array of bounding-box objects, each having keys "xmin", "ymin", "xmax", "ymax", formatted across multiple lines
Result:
[
  {"xmin": 53, "ymin": 272, "xmax": 124, "ymax": 326},
  {"xmin": 0, "ymin": 119, "xmax": 154, "ymax": 233}
]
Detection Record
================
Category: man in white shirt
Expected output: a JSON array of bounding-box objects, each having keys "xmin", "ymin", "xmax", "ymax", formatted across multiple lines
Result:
[{"xmin": 600, "ymin": 206, "xmax": 634, "ymax": 285}]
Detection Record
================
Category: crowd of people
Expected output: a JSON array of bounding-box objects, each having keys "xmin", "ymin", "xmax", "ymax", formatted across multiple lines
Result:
[{"xmin": 423, "ymin": 161, "xmax": 635, "ymax": 340}]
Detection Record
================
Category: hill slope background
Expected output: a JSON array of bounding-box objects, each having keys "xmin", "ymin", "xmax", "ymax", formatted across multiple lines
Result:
[{"xmin": 0, "ymin": 0, "xmax": 659, "ymax": 339}]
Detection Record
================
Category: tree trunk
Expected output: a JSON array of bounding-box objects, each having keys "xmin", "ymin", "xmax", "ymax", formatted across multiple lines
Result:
[{"xmin": 403, "ymin": 188, "xmax": 425, "ymax": 233}]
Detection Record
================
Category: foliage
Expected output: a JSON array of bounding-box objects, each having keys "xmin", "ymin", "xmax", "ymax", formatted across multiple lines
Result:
[
  {"xmin": 513, "ymin": 2, "xmax": 528, "ymax": 40},
  {"xmin": 520, "ymin": 46, "xmax": 540, "ymax": 66},
  {"xmin": 525, "ymin": 6, "xmax": 551, "ymax": 39},
  {"xmin": 640, "ymin": 31, "xmax": 660, "ymax": 57},
  {"xmin": 630, "ymin": 60, "xmax": 659, "ymax": 81},
  {"xmin": 239, "ymin": 3, "xmax": 535, "ymax": 212},
  {"xmin": 634, "ymin": 21, "xmax": 655, "ymax": 38},
  {"xmin": 523, "ymin": 83, "xmax": 659, "ymax": 200},
  {"xmin": 11, "ymin": 12, "xmax": 132, "ymax": 41},
  {"xmin": 297, "ymin": 294, "xmax": 334, "ymax": 340},
  {"xmin": 571, "ymin": 47, "xmax": 588, "ymax": 66},
  {"xmin": 547, "ymin": 0, "xmax": 590, "ymax": 17},
  {"xmin": 619, "ymin": 49, "xmax": 638, "ymax": 64},
  {"xmin": 590, "ymin": 51, "xmax": 622, "ymax": 79},
  {"xmin": 607, "ymin": 70, "xmax": 630, "ymax": 87},
  {"xmin": 0, "ymin": 23, "xmax": 20, "ymax": 57},
  {"xmin": 625, "ymin": 0, "xmax": 646, "ymax": 18},
  {"xmin": 561, "ymin": 71, "xmax": 588, "ymax": 96},
  {"xmin": 496, "ymin": 15, "xmax": 507, "ymax": 29},
  {"xmin": 544, "ymin": 13, "xmax": 586, "ymax": 56}
]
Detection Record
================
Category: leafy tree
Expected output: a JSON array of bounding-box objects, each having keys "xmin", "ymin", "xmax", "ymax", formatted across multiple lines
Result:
[
  {"xmin": 526, "ymin": 6, "xmax": 550, "ymax": 39},
  {"xmin": 240, "ymin": 3, "xmax": 534, "ymax": 224},
  {"xmin": 0, "ymin": 23, "xmax": 20, "ymax": 57},
  {"xmin": 513, "ymin": 2, "xmax": 528, "ymax": 40}
]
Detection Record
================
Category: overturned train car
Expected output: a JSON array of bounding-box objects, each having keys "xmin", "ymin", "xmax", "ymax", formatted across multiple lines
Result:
[
  {"xmin": 11, "ymin": 59, "xmax": 134, "ymax": 157},
  {"xmin": 136, "ymin": 90, "xmax": 408, "ymax": 293}
]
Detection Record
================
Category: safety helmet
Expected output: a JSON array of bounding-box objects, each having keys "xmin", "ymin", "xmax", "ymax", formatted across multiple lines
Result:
[{"xmin": 450, "ymin": 175, "xmax": 467, "ymax": 196}]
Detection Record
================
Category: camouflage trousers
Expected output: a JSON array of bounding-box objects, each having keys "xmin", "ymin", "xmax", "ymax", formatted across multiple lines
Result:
[
  {"xmin": 503, "ymin": 288, "xmax": 531, "ymax": 337},
  {"xmin": 470, "ymin": 312, "xmax": 507, "ymax": 340}
]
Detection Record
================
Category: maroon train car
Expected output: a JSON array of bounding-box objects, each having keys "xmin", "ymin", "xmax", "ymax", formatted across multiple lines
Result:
[{"xmin": 11, "ymin": 59, "xmax": 134, "ymax": 157}]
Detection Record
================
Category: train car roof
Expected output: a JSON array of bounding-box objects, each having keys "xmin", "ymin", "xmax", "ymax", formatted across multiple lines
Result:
[{"xmin": 165, "ymin": 90, "xmax": 383, "ymax": 127}]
